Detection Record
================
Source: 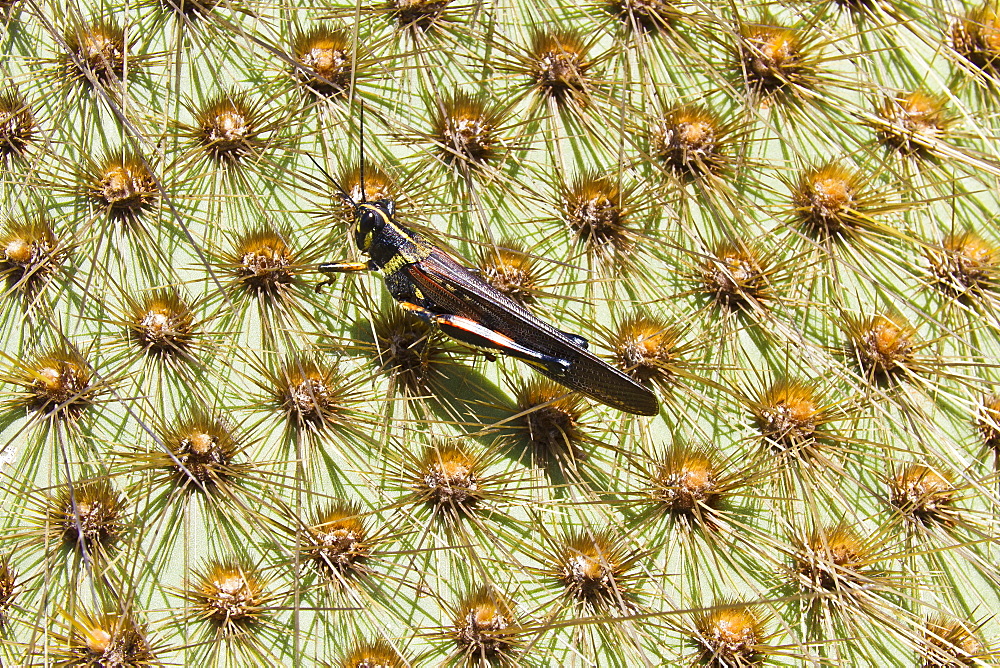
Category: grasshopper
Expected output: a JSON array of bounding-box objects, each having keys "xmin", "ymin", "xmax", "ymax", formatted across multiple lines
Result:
[{"xmin": 311, "ymin": 142, "xmax": 658, "ymax": 416}]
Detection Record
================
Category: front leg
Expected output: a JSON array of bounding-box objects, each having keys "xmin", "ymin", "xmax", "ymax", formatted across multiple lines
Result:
[
  {"xmin": 316, "ymin": 260, "xmax": 371, "ymax": 292},
  {"xmin": 397, "ymin": 301, "xmax": 571, "ymax": 375}
]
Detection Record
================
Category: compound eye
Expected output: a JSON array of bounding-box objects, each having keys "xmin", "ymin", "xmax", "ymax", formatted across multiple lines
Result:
[{"xmin": 358, "ymin": 208, "xmax": 380, "ymax": 234}]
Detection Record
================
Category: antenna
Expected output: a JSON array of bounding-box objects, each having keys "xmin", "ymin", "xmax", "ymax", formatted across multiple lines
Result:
[
  {"xmin": 305, "ymin": 152, "xmax": 354, "ymax": 207},
  {"xmin": 358, "ymin": 102, "xmax": 367, "ymax": 204},
  {"xmin": 305, "ymin": 97, "xmax": 370, "ymax": 208}
]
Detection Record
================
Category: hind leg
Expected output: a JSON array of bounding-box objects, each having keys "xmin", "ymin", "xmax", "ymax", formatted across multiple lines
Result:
[{"xmin": 398, "ymin": 302, "xmax": 571, "ymax": 375}]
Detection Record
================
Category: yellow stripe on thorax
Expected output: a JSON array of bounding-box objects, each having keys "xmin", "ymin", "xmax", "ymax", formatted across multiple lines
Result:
[
  {"xmin": 381, "ymin": 252, "xmax": 409, "ymax": 275},
  {"xmin": 385, "ymin": 221, "xmax": 434, "ymax": 263}
]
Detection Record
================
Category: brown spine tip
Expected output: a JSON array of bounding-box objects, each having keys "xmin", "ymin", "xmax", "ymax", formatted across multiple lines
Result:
[
  {"xmin": 0, "ymin": 90, "xmax": 36, "ymax": 160},
  {"xmin": 692, "ymin": 602, "xmax": 768, "ymax": 666},
  {"xmin": 554, "ymin": 530, "xmax": 637, "ymax": 611},
  {"xmin": 923, "ymin": 617, "xmax": 988, "ymax": 667},
  {"xmin": 187, "ymin": 561, "xmax": 270, "ymax": 635},
  {"xmin": 700, "ymin": 241, "xmax": 771, "ymax": 311},
  {"xmin": 85, "ymin": 152, "xmax": 159, "ymax": 224},
  {"xmin": 650, "ymin": 106, "xmax": 729, "ymax": 180},
  {"xmin": 875, "ymin": 91, "xmax": 950, "ymax": 156},
  {"xmin": 49, "ymin": 479, "xmax": 126, "ymax": 553},
  {"xmin": 1, "ymin": 217, "xmax": 62, "ymax": 292},
  {"xmin": 63, "ymin": 20, "xmax": 128, "ymax": 84},
  {"xmin": 890, "ymin": 463, "xmax": 958, "ymax": 525},
  {"xmin": 432, "ymin": 92, "xmax": 504, "ymax": 169},
  {"xmin": 341, "ymin": 639, "xmax": 406, "ymax": 668},
  {"xmin": 844, "ymin": 312, "xmax": 918, "ymax": 384},
  {"xmin": 306, "ymin": 502, "xmax": 370, "ymax": 581},
  {"xmin": 477, "ymin": 240, "xmax": 540, "ymax": 305},
  {"xmin": 191, "ymin": 92, "xmax": 264, "ymax": 165},
  {"xmin": 526, "ymin": 30, "xmax": 595, "ymax": 105},
  {"xmin": 951, "ymin": 6, "xmax": 1000, "ymax": 75},
  {"xmin": 451, "ymin": 587, "xmax": 519, "ymax": 664},
  {"xmin": 292, "ymin": 27, "xmax": 352, "ymax": 97},
  {"xmin": 928, "ymin": 232, "xmax": 997, "ymax": 300},
  {"xmin": 563, "ymin": 174, "xmax": 635, "ymax": 260},
  {"xmin": 610, "ymin": 315, "xmax": 683, "ymax": 391},
  {"xmin": 127, "ymin": 290, "xmax": 196, "ymax": 357}
]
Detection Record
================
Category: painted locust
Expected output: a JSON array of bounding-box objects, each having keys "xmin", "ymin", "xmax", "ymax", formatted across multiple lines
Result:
[{"xmin": 315, "ymin": 187, "xmax": 659, "ymax": 416}]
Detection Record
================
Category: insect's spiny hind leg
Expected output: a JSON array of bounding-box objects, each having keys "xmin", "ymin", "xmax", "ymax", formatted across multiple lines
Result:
[
  {"xmin": 316, "ymin": 260, "xmax": 370, "ymax": 292},
  {"xmin": 319, "ymin": 261, "xmax": 370, "ymax": 273},
  {"xmin": 397, "ymin": 301, "xmax": 572, "ymax": 375}
]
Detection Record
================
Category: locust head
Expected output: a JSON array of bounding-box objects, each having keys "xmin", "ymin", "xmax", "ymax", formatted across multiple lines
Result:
[{"xmin": 354, "ymin": 199, "xmax": 395, "ymax": 252}]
